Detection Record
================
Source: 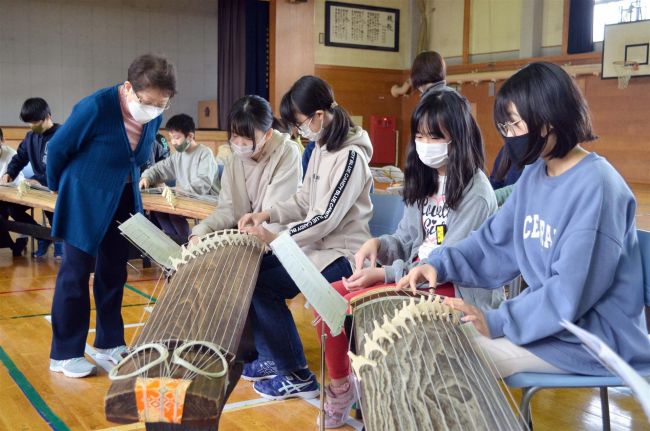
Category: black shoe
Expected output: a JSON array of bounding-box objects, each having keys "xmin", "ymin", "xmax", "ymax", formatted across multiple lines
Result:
[{"xmin": 11, "ymin": 237, "xmax": 28, "ymax": 257}]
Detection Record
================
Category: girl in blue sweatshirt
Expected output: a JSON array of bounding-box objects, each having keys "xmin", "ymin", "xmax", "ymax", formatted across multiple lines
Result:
[{"xmin": 398, "ymin": 62, "xmax": 650, "ymax": 378}]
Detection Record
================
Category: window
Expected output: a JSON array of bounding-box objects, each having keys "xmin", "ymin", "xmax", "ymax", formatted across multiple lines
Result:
[{"xmin": 594, "ymin": 0, "xmax": 650, "ymax": 42}]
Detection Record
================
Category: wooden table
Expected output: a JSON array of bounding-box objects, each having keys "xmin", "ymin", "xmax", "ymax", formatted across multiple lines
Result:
[
  {"xmin": 0, "ymin": 186, "xmax": 216, "ymax": 220},
  {"xmin": 0, "ymin": 186, "xmax": 56, "ymax": 239},
  {"xmin": 0, "ymin": 185, "xmax": 57, "ymax": 212},
  {"xmin": 140, "ymin": 193, "xmax": 216, "ymax": 219}
]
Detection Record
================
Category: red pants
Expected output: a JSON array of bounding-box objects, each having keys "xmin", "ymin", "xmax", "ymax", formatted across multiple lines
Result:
[{"xmin": 314, "ymin": 280, "xmax": 455, "ymax": 379}]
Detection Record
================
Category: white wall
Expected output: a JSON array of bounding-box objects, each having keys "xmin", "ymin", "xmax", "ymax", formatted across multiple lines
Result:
[
  {"xmin": 0, "ymin": 0, "xmax": 218, "ymax": 126},
  {"xmin": 425, "ymin": 0, "xmax": 564, "ymax": 64}
]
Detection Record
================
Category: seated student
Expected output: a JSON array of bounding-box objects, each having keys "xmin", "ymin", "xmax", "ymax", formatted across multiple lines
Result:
[
  {"xmin": 316, "ymin": 89, "xmax": 504, "ymax": 428},
  {"xmin": 411, "ymin": 50, "xmax": 450, "ymax": 98},
  {"xmin": 398, "ymin": 62, "xmax": 650, "ymax": 379},
  {"xmin": 0, "ymin": 98, "xmax": 63, "ymax": 258},
  {"xmin": 0, "ymin": 127, "xmax": 29, "ymax": 256},
  {"xmin": 238, "ymin": 76, "xmax": 373, "ymax": 400},
  {"xmin": 301, "ymin": 141, "xmax": 315, "ymax": 180},
  {"xmin": 139, "ymin": 114, "xmax": 220, "ymax": 244},
  {"xmin": 142, "ymin": 133, "xmax": 171, "ymax": 172},
  {"xmin": 190, "ymin": 95, "xmax": 301, "ymax": 240},
  {"xmin": 489, "ymin": 146, "xmax": 523, "ymax": 190},
  {"xmin": 489, "ymin": 145, "xmax": 524, "ymax": 206}
]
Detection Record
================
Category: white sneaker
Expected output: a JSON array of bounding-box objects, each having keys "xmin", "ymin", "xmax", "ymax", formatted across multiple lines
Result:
[
  {"xmin": 94, "ymin": 345, "xmax": 128, "ymax": 364},
  {"xmin": 49, "ymin": 357, "xmax": 97, "ymax": 378}
]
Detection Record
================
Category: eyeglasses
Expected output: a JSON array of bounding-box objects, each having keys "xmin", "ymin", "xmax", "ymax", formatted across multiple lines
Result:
[
  {"xmin": 133, "ymin": 89, "xmax": 171, "ymax": 110},
  {"xmin": 496, "ymin": 119, "xmax": 524, "ymax": 137},
  {"xmin": 295, "ymin": 116, "xmax": 313, "ymax": 130}
]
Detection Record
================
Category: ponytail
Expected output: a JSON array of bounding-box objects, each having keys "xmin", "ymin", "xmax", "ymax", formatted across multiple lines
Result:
[{"xmin": 279, "ymin": 76, "xmax": 355, "ymax": 152}]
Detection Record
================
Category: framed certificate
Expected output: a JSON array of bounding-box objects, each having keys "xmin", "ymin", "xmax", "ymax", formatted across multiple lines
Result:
[{"xmin": 324, "ymin": 1, "xmax": 399, "ymax": 52}]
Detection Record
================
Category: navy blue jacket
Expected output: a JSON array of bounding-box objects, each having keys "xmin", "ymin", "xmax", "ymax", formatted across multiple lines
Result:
[
  {"xmin": 6, "ymin": 124, "xmax": 61, "ymax": 186},
  {"xmin": 489, "ymin": 146, "xmax": 523, "ymax": 189}
]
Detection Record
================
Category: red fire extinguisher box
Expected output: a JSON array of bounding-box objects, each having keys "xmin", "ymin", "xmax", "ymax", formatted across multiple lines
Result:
[{"xmin": 369, "ymin": 115, "xmax": 397, "ymax": 165}]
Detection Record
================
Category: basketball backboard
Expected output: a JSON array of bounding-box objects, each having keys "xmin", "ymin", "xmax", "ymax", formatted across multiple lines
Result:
[{"xmin": 602, "ymin": 19, "xmax": 650, "ymax": 80}]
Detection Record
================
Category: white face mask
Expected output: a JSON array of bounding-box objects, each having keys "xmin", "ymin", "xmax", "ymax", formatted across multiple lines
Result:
[
  {"xmin": 126, "ymin": 88, "xmax": 165, "ymax": 124},
  {"xmin": 231, "ymin": 141, "xmax": 255, "ymax": 158},
  {"xmin": 127, "ymin": 100, "xmax": 164, "ymax": 124},
  {"xmin": 297, "ymin": 117, "xmax": 324, "ymax": 142},
  {"xmin": 415, "ymin": 139, "xmax": 450, "ymax": 168}
]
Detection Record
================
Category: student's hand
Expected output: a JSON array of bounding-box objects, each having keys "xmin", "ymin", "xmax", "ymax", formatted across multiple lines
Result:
[
  {"xmin": 396, "ymin": 264, "xmax": 438, "ymax": 294},
  {"xmin": 444, "ymin": 298, "xmax": 490, "ymax": 337},
  {"xmin": 241, "ymin": 225, "xmax": 277, "ymax": 245},
  {"xmin": 354, "ymin": 238, "xmax": 381, "ymax": 271},
  {"xmin": 341, "ymin": 267, "xmax": 385, "ymax": 291},
  {"xmin": 238, "ymin": 212, "xmax": 270, "ymax": 230},
  {"xmin": 139, "ymin": 178, "xmax": 150, "ymax": 189},
  {"xmin": 25, "ymin": 179, "xmax": 39, "ymax": 186},
  {"xmin": 189, "ymin": 235, "xmax": 200, "ymax": 245},
  {"xmin": 1, "ymin": 174, "xmax": 13, "ymax": 184}
]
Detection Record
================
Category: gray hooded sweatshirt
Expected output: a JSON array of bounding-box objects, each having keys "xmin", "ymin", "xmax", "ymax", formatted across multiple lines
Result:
[{"xmin": 377, "ymin": 170, "xmax": 505, "ymax": 311}]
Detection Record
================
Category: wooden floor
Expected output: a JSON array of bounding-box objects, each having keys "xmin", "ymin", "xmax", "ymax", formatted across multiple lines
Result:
[{"xmin": 1, "ymin": 184, "xmax": 649, "ymax": 431}]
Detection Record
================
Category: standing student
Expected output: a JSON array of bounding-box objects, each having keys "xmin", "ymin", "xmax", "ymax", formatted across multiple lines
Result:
[
  {"xmin": 140, "ymin": 114, "xmax": 219, "ymax": 243},
  {"xmin": 238, "ymin": 76, "xmax": 374, "ymax": 401},
  {"xmin": 0, "ymin": 98, "xmax": 62, "ymax": 258},
  {"xmin": 316, "ymin": 89, "xmax": 504, "ymax": 428},
  {"xmin": 46, "ymin": 54, "xmax": 176, "ymax": 378},
  {"xmin": 398, "ymin": 62, "xmax": 650, "ymax": 378},
  {"xmin": 190, "ymin": 95, "xmax": 301, "ymax": 240}
]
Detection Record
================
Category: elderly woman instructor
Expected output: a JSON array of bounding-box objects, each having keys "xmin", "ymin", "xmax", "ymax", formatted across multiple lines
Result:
[{"xmin": 46, "ymin": 54, "xmax": 176, "ymax": 378}]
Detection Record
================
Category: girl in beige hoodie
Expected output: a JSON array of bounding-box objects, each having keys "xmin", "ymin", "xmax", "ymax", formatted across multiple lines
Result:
[
  {"xmin": 238, "ymin": 76, "xmax": 373, "ymax": 401},
  {"xmin": 190, "ymin": 95, "xmax": 302, "ymax": 240}
]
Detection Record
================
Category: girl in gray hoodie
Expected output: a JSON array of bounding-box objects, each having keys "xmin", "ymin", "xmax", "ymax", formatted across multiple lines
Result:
[
  {"xmin": 317, "ymin": 89, "xmax": 505, "ymax": 428},
  {"xmin": 239, "ymin": 76, "xmax": 374, "ymax": 403}
]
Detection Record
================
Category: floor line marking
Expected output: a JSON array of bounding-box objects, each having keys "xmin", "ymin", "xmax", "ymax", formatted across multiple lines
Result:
[{"xmin": 0, "ymin": 346, "xmax": 70, "ymax": 431}]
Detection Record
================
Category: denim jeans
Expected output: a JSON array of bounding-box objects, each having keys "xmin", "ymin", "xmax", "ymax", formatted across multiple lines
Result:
[{"xmin": 250, "ymin": 253, "xmax": 353, "ymax": 375}]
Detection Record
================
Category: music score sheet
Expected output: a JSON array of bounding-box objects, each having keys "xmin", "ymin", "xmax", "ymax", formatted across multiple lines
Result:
[
  {"xmin": 118, "ymin": 213, "xmax": 181, "ymax": 269},
  {"xmin": 270, "ymin": 232, "xmax": 348, "ymax": 336},
  {"xmin": 560, "ymin": 320, "xmax": 650, "ymax": 420}
]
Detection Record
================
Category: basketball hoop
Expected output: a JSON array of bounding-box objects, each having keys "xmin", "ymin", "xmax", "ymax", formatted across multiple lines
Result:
[{"xmin": 612, "ymin": 60, "xmax": 640, "ymax": 89}]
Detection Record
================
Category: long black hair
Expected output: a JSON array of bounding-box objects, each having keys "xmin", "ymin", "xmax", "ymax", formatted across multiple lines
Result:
[
  {"xmin": 279, "ymin": 75, "xmax": 354, "ymax": 152},
  {"xmin": 403, "ymin": 90, "xmax": 485, "ymax": 210},
  {"xmin": 494, "ymin": 61, "xmax": 596, "ymax": 168},
  {"xmin": 228, "ymin": 95, "xmax": 274, "ymax": 152}
]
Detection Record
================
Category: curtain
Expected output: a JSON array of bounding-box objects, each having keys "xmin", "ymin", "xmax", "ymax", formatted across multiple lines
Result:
[
  {"xmin": 245, "ymin": 0, "xmax": 270, "ymax": 99},
  {"xmin": 567, "ymin": 0, "xmax": 594, "ymax": 54},
  {"xmin": 217, "ymin": 0, "xmax": 246, "ymax": 129}
]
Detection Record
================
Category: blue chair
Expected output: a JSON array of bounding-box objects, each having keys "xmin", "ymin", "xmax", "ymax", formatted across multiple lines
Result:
[
  {"xmin": 504, "ymin": 229, "xmax": 650, "ymax": 430},
  {"xmin": 368, "ymin": 193, "xmax": 404, "ymax": 237}
]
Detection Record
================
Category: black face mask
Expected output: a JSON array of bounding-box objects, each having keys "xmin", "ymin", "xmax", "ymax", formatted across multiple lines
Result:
[{"xmin": 504, "ymin": 132, "xmax": 547, "ymax": 167}]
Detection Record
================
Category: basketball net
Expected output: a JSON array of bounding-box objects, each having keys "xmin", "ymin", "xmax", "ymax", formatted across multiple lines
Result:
[{"xmin": 612, "ymin": 61, "xmax": 639, "ymax": 89}]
